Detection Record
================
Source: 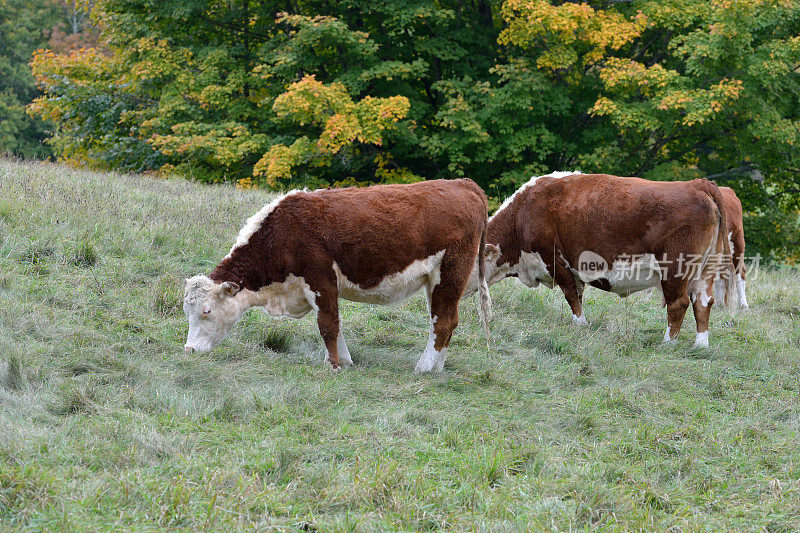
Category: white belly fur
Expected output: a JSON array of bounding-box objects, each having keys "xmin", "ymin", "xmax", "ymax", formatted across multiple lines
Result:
[
  {"xmin": 571, "ymin": 253, "xmax": 662, "ymax": 296},
  {"xmin": 333, "ymin": 250, "xmax": 445, "ymax": 305}
]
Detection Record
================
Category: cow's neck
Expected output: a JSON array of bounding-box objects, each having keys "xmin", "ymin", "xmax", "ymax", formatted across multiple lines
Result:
[
  {"xmin": 209, "ymin": 241, "xmax": 273, "ymax": 292},
  {"xmin": 487, "ymin": 203, "xmax": 523, "ymax": 271}
]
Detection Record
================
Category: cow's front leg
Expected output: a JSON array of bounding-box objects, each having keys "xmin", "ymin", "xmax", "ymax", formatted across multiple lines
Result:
[
  {"xmin": 336, "ymin": 327, "xmax": 353, "ymax": 367},
  {"xmin": 414, "ymin": 318, "xmax": 441, "ymax": 374},
  {"xmin": 555, "ymin": 261, "xmax": 587, "ymax": 326},
  {"xmin": 690, "ymin": 279, "xmax": 714, "ymax": 348},
  {"xmin": 315, "ymin": 289, "xmax": 342, "ymax": 370},
  {"xmin": 661, "ymin": 279, "xmax": 690, "ymax": 343}
]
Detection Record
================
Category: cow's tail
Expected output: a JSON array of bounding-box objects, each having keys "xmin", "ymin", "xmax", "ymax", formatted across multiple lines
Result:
[
  {"xmin": 700, "ymin": 180, "xmax": 739, "ymax": 312},
  {"xmin": 477, "ymin": 208, "xmax": 493, "ymax": 344}
]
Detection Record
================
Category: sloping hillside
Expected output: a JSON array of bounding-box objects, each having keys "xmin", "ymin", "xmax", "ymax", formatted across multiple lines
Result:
[{"xmin": 1, "ymin": 159, "xmax": 799, "ymax": 530}]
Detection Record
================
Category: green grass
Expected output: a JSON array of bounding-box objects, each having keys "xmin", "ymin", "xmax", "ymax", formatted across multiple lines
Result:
[{"xmin": 1, "ymin": 159, "xmax": 799, "ymax": 531}]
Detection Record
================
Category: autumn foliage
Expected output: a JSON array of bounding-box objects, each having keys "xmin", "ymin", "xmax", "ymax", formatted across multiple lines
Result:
[{"xmin": 22, "ymin": 0, "xmax": 800, "ymax": 258}]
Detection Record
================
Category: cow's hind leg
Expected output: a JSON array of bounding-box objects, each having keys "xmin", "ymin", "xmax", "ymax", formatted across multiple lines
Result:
[
  {"xmin": 690, "ymin": 279, "xmax": 714, "ymax": 348},
  {"xmin": 414, "ymin": 250, "xmax": 471, "ymax": 373},
  {"xmin": 661, "ymin": 279, "xmax": 690, "ymax": 343}
]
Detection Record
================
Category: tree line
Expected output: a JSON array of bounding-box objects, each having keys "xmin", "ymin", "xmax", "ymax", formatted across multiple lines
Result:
[{"xmin": 3, "ymin": 0, "xmax": 799, "ymax": 259}]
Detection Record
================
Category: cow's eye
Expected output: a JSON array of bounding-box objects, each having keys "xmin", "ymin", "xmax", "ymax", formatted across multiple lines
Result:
[{"xmin": 202, "ymin": 308, "xmax": 211, "ymax": 316}]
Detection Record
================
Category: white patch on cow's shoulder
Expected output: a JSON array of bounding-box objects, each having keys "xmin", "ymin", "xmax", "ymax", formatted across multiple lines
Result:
[
  {"xmin": 490, "ymin": 170, "xmax": 582, "ymax": 221},
  {"xmin": 515, "ymin": 251, "xmax": 553, "ymax": 288},
  {"xmin": 226, "ymin": 190, "xmax": 303, "ymax": 258},
  {"xmin": 693, "ymin": 331, "xmax": 709, "ymax": 348},
  {"xmin": 333, "ymin": 250, "xmax": 445, "ymax": 305}
]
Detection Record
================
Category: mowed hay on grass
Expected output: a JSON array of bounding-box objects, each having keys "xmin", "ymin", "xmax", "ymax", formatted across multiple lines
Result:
[{"xmin": 1, "ymin": 159, "xmax": 799, "ymax": 530}]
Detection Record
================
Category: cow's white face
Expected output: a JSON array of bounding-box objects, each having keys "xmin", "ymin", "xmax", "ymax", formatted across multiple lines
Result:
[{"xmin": 183, "ymin": 275, "xmax": 246, "ymax": 353}]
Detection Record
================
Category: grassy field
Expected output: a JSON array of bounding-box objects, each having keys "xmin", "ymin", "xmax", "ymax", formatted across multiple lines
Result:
[{"xmin": 1, "ymin": 159, "xmax": 799, "ymax": 531}]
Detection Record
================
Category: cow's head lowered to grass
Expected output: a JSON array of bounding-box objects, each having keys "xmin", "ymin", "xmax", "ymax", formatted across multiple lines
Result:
[{"xmin": 183, "ymin": 275, "xmax": 245, "ymax": 353}]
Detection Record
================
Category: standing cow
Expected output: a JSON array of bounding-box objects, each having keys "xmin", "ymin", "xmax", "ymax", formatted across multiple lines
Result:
[
  {"xmin": 714, "ymin": 186, "xmax": 749, "ymax": 309},
  {"xmin": 183, "ymin": 179, "xmax": 492, "ymax": 372},
  {"xmin": 471, "ymin": 172, "xmax": 739, "ymax": 347}
]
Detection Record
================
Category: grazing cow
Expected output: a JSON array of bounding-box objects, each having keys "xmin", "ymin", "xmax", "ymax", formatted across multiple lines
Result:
[
  {"xmin": 470, "ymin": 172, "xmax": 739, "ymax": 347},
  {"xmin": 183, "ymin": 179, "xmax": 492, "ymax": 372},
  {"xmin": 713, "ymin": 186, "xmax": 749, "ymax": 309}
]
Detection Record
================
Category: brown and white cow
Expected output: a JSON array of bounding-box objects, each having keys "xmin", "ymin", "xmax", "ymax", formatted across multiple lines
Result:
[
  {"xmin": 471, "ymin": 172, "xmax": 739, "ymax": 347},
  {"xmin": 713, "ymin": 186, "xmax": 749, "ymax": 309},
  {"xmin": 183, "ymin": 179, "xmax": 492, "ymax": 372}
]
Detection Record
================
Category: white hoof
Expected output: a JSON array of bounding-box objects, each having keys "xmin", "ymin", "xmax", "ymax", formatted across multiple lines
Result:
[
  {"xmin": 693, "ymin": 331, "xmax": 709, "ymax": 348},
  {"xmin": 572, "ymin": 313, "xmax": 588, "ymax": 326},
  {"xmin": 414, "ymin": 360, "xmax": 436, "ymax": 374},
  {"xmin": 324, "ymin": 353, "xmax": 351, "ymax": 369}
]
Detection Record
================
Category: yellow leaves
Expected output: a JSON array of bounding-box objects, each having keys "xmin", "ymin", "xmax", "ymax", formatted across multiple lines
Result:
[
  {"xmin": 253, "ymin": 137, "xmax": 314, "ymax": 187},
  {"xmin": 318, "ymin": 113, "xmax": 362, "ymax": 152},
  {"xmin": 30, "ymin": 47, "xmax": 117, "ymax": 88},
  {"xmin": 258, "ymin": 75, "xmax": 410, "ymax": 185},
  {"xmin": 28, "ymin": 47, "xmax": 124, "ymax": 123},
  {"xmin": 499, "ymin": 0, "xmax": 650, "ymax": 74},
  {"xmin": 273, "ymin": 75, "xmax": 352, "ymax": 126},
  {"xmin": 656, "ymin": 79, "xmax": 743, "ymax": 126},
  {"xmin": 597, "ymin": 58, "xmax": 678, "ymax": 95},
  {"xmin": 588, "ymin": 96, "xmax": 617, "ymax": 117},
  {"xmin": 373, "ymin": 153, "xmax": 424, "ymax": 184},
  {"xmin": 236, "ymin": 177, "xmax": 256, "ymax": 190},
  {"xmin": 150, "ymin": 122, "xmax": 267, "ymax": 167}
]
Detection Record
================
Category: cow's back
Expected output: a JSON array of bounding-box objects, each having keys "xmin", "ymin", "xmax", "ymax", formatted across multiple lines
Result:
[
  {"xmin": 718, "ymin": 186, "xmax": 743, "ymax": 233},
  {"xmin": 268, "ymin": 179, "xmax": 487, "ymax": 289},
  {"xmin": 528, "ymin": 174, "xmax": 720, "ymax": 261}
]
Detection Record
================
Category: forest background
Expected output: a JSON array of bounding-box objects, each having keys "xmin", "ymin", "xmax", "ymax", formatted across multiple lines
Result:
[{"xmin": 2, "ymin": 0, "xmax": 799, "ymax": 260}]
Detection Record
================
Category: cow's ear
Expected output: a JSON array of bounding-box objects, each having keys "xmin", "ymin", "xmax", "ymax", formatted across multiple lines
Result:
[
  {"xmin": 219, "ymin": 281, "xmax": 241, "ymax": 297},
  {"xmin": 485, "ymin": 243, "xmax": 501, "ymax": 262}
]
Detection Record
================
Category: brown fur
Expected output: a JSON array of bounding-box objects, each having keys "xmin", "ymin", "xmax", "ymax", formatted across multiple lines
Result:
[
  {"xmin": 209, "ymin": 179, "xmax": 489, "ymax": 369},
  {"xmin": 487, "ymin": 173, "xmax": 738, "ymax": 341},
  {"xmin": 718, "ymin": 186, "xmax": 746, "ymax": 281}
]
